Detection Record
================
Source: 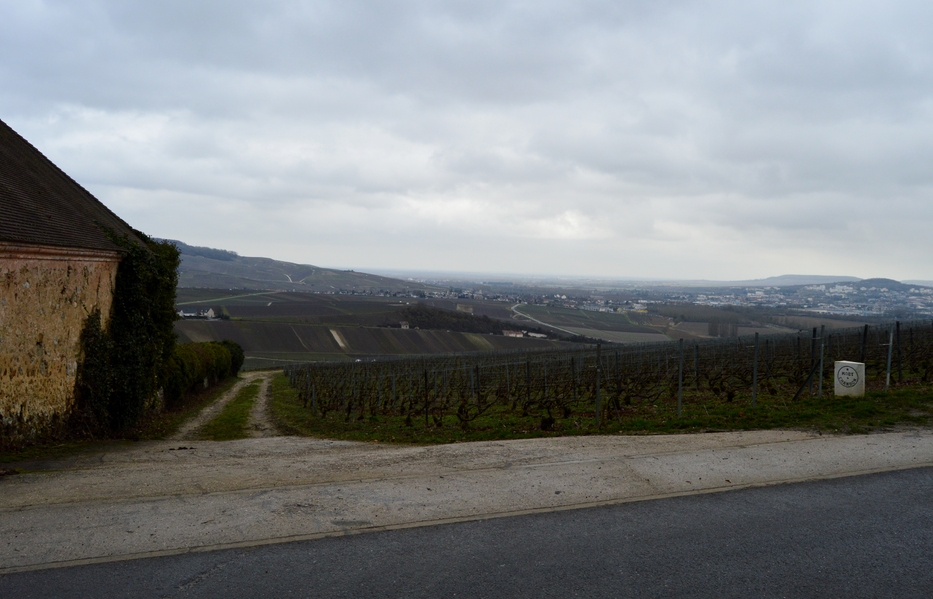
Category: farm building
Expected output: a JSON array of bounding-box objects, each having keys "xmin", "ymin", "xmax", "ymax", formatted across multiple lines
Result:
[{"xmin": 0, "ymin": 118, "xmax": 143, "ymax": 443}]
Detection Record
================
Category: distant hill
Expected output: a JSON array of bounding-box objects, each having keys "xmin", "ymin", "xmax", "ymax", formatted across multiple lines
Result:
[
  {"xmin": 368, "ymin": 272, "xmax": 864, "ymax": 289},
  {"xmin": 164, "ymin": 240, "xmax": 440, "ymax": 293},
  {"xmin": 740, "ymin": 274, "xmax": 862, "ymax": 287},
  {"xmin": 849, "ymin": 278, "xmax": 919, "ymax": 292},
  {"xmin": 666, "ymin": 274, "xmax": 862, "ymax": 288}
]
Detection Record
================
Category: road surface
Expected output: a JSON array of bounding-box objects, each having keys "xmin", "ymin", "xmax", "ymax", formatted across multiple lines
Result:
[{"xmin": 3, "ymin": 466, "xmax": 932, "ymax": 598}]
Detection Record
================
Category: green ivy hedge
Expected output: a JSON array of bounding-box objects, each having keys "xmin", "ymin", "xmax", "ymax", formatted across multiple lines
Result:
[
  {"xmin": 162, "ymin": 341, "xmax": 244, "ymax": 408},
  {"xmin": 105, "ymin": 232, "xmax": 180, "ymax": 430},
  {"xmin": 74, "ymin": 232, "xmax": 180, "ymax": 433},
  {"xmin": 73, "ymin": 230, "xmax": 246, "ymax": 435}
]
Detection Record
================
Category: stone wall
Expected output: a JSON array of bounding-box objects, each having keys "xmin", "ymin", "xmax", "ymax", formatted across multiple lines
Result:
[{"xmin": 0, "ymin": 243, "xmax": 121, "ymax": 444}]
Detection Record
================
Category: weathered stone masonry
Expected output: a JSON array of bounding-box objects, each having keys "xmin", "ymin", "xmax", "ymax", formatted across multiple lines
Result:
[
  {"xmin": 0, "ymin": 242, "xmax": 120, "ymax": 441},
  {"xmin": 2, "ymin": 115, "xmax": 145, "ymax": 444}
]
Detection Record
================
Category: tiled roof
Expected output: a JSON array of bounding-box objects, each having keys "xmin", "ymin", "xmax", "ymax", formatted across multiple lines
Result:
[{"xmin": 0, "ymin": 117, "xmax": 142, "ymax": 253}]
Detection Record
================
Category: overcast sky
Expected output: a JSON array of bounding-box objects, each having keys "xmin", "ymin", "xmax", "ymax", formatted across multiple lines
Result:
[{"xmin": 2, "ymin": 1, "xmax": 932, "ymax": 280}]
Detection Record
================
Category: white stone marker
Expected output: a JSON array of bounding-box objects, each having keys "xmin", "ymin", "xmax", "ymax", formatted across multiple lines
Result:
[{"xmin": 834, "ymin": 361, "xmax": 865, "ymax": 398}]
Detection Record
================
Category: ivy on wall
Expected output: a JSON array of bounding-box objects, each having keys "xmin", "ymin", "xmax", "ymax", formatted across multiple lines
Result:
[
  {"xmin": 74, "ymin": 231, "xmax": 180, "ymax": 433},
  {"xmin": 73, "ymin": 231, "xmax": 246, "ymax": 436},
  {"xmin": 107, "ymin": 232, "xmax": 180, "ymax": 430},
  {"xmin": 73, "ymin": 309, "xmax": 112, "ymax": 433}
]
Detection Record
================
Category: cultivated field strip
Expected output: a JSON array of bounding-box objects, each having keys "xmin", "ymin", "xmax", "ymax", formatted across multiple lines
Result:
[{"xmin": 177, "ymin": 320, "xmax": 564, "ymax": 369}]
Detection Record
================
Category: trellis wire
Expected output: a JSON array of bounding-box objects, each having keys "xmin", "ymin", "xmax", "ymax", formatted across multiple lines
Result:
[{"xmin": 283, "ymin": 320, "xmax": 933, "ymax": 427}]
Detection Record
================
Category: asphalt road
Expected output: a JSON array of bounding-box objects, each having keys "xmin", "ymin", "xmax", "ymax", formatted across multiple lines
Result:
[{"xmin": 4, "ymin": 465, "xmax": 933, "ymax": 598}]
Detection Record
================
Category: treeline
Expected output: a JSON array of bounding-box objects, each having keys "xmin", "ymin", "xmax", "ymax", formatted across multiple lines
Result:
[
  {"xmin": 653, "ymin": 304, "xmax": 751, "ymax": 324},
  {"xmin": 165, "ymin": 239, "xmax": 239, "ymax": 262},
  {"xmin": 393, "ymin": 303, "xmax": 556, "ymax": 338}
]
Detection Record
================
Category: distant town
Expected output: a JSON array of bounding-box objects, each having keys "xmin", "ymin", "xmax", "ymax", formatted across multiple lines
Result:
[{"xmin": 298, "ymin": 278, "xmax": 932, "ymax": 321}]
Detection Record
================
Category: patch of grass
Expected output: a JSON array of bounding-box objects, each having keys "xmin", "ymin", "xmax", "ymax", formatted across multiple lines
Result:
[
  {"xmin": 128, "ymin": 376, "xmax": 241, "ymax": 440},
  {"xmin": 199, "ymin": 380, "xmax": 262, "ymax": 441},
  {"xmin": 269, "ymin": 371, "xmax": 933, "ymax": 444}
]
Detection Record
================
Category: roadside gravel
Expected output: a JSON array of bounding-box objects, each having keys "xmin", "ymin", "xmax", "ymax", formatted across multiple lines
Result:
[{"xmin": 3, "ymin": 399, "xmax": 933, "ymax": 574}]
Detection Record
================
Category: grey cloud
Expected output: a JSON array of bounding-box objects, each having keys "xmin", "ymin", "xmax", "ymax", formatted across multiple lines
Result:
[{"xmin": 1, "ymin": 0, "xmax": 932, "ymax": 279}]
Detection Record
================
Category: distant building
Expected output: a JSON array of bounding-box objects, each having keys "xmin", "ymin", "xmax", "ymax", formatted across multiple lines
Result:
[
  {"xmin": 503, "ymin": 330, "xmax": 524, "ymax": 338},
  {"xmin": 527, "ymin": 332, "xmax": 548, "ymax": 339},
  {"xmin": 0, "ymin": 118, "xmax": 143, "ymax": 444},
  {"xmin": 400, "ymin": 321, "xmax": 410, "ymax": 329},
  {"xmin": 175, "ymin": 308, "xmax": 215, "ymax": 319}
]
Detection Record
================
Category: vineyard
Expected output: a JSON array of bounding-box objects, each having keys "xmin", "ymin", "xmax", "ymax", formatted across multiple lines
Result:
[{"xmin": 281, "ymin": 320, "xmax": 933, "ymax": 436}]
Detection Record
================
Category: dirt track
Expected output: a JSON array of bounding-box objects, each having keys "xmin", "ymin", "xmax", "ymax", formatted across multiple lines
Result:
[
  {"xmin": 170, "ymin": 372, "xmax": 270, "ymax": 441},
  {"xmin": 246, "ymin": 374, "xmax": 277, "ymax": 438}
]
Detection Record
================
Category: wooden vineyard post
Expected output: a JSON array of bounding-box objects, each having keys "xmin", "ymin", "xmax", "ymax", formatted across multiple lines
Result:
[
  {"xmin": 752, "ymin": 332, "xmax": 759, "ymax": 408},
  {"xmin": 595, "ymin": 343, "xmax": 602, "ymax": 428},
  {"xmin": 526, "ymin": 359, "xmax": 531, "ymax": 408},
  {"xmin": 818, "ymin": 335, "xmax": 824, "ymax": 398},
  {"xmin": 885, "ymin": 324, "xmax": 895, "ymax": 393},
  {"xmin": 424, "ymin": 369, "xmax": 429, "ymax": 427},
  {"xmin": 809, "ymin": 328, "xmax": 817, "ymax": 395},
  {"xmin": 896, "ymin": 321, "xmax": 902, "ymax": 383},
  {"xmin": 543, "ymin": 364, "xmax": 548, "ymax": 402},
  {"xmin": 860, "ymin": 324, "xmax": 869, "ymax": 363},
  {"xmin": 505, "ymin": 362, "xmax": 511, "ymax": 402},
  {"xmin": 677, "ymin": 338, "xmax": 684, "ymax": 418},
  {"xmin": 571, "ymin": 357, "xmax": 578, "ymax": 403},
  {"xmin": 820, "ymin": 325, "xmax": 825, "ymax": 392},
  {"xmin": 303, "ymin": 367, "xmax": 311, "ymax": 408},
  {"xmin": 694, "ymin": 343, "xmax": 700, "ymax": 391}
]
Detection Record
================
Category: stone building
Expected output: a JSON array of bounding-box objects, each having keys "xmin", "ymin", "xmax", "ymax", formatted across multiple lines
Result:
[{"xmin": 0, "ymin": 118, "xmax": 143, "ymax": 443}]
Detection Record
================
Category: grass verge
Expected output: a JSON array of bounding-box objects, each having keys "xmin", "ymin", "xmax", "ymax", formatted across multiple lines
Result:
[
  {"xmin": 0, "ymin": 376, "xmax": 241, "ymax": 466},
  {"xmin": 129, "ymin": 376, "xmax": 242, "ymax": 441},
  {"xmin": 269, "ymin": 371, "xmax": 933, "ymax": 444},
  {"xmin": 198, "ymin": 380, "xmax": 262, "ymax": 441}
]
